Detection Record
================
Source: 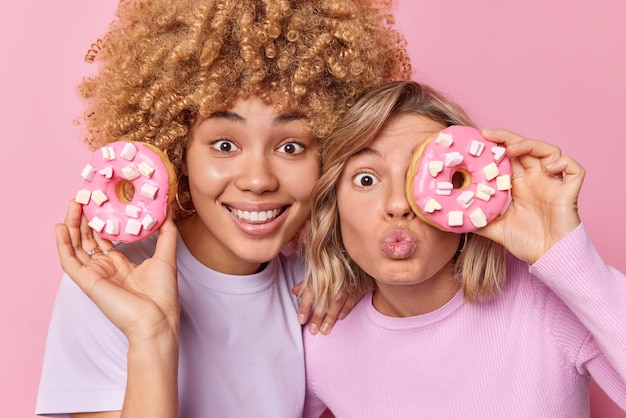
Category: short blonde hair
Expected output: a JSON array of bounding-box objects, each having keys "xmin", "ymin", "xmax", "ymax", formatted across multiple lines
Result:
[
  {"xmin": 78, "ymin": 0, "xmax": 412, "ymax": 219},
  {"xmin": 305, "ymin": 81, "xmax": 507, "ymax": 312}
]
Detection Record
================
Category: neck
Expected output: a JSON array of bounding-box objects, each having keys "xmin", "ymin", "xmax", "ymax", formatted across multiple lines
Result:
[
  {"xmin": 372, "ymin": 274, "xmax": 460, "ymax": 317},
  {"xmin": 177, "ymin": 214, "xmax": 264, "ymax": 275}
]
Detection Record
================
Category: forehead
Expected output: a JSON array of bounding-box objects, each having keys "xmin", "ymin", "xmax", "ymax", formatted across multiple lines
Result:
[{"xmin": 348, "ymin": 114, "xmax": 446, "ymax": 161}]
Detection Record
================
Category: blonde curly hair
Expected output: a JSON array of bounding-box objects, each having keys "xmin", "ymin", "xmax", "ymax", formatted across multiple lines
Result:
[{"xmin": 78, "ymin": 0, "xmax": 411, "ymax": 219}]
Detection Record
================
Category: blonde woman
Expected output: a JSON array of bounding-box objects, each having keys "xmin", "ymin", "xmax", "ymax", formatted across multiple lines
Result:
[{"xmin": 303, "ymin": 81, "xmax": 626, "ymax": 417}]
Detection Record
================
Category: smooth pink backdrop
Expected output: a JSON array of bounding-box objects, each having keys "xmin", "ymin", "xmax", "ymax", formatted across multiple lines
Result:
[{"xmin": 1, "ymin": 1, "xmax": 624, "ymax": 417}]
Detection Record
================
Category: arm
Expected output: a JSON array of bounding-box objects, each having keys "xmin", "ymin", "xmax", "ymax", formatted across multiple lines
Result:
[
  {"xmin": 479, "ymin": 129, "xmax": 626, "ymax": 392},
  {"xmin": 531, "ymin": 225, "xmax": 626, "ymax": 391},
  {"xmin": 55, "ymin": 201, "xmax": 179, "ymax": 418}
]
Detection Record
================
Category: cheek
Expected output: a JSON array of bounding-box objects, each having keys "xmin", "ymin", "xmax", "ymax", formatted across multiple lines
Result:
[
  {"xmin": 282, "ymin": 161, "xmax": 320, "ymax": 201},
  {"xmin": 188, "ymin": 164, "xmax": 232, "ymax": 198},
  {"xmin": 338, "ymin": 191, "xmax": 373, "ymax": 252},
  {"xmin": 425, "ymin": 228, "xmax": 461, "ymax": 261}
]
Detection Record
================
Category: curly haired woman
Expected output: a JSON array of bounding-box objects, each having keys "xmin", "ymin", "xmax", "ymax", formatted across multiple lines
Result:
[{"xmin": 36, "ymin": 1, "xmax": 411, "ymax": 417}]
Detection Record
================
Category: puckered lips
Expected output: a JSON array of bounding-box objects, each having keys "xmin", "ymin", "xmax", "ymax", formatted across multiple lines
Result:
[{"xmin": 381, "ymin": 227, "xmax": 417, "ymax": 259}]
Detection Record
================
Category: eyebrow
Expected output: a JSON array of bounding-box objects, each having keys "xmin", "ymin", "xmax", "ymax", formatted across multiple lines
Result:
[
  {"xmin": 352, "ymin": 147, "xmax": 382, "ymax": 158},
  {"xmin": 207, "ymin": 110, "xmax": 306, "ymax": 127}
]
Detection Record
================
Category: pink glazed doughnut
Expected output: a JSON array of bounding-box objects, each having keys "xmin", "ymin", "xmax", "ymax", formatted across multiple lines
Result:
[
  {"xmin": 75, "ymin": 141, "xmax": 177, "ymax": 242},
  {"xmin": 406, "ymin": 125, "xmax": 512, "ymax": 233}
]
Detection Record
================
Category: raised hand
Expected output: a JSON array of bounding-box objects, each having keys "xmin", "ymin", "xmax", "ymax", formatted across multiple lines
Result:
[
  {"xmin": 478, "ymin": 129, "xmax": 584, "ymax": 264},
  {"xmin": 55, "ymin": 200, "xmax": 180, "ymax": 344}
]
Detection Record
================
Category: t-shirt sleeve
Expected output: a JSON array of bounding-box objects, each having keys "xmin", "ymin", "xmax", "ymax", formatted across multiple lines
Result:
[{"xmin": 36, "ymin": 274, "xmax": 128, "ymax": 415}]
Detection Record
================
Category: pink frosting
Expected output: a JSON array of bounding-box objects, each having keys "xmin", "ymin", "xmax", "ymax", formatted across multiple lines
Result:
[
  {"xmin": 409, "ymin": 126, "xmax": 512, "ymax": 233},
  {"xmin": 77, "ymin": 141, "xmax": 171, "ymax": 243}
]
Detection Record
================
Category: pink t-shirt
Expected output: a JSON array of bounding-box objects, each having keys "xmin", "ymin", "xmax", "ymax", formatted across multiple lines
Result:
[{"xmin": 304, "ymin": 224, "xmax": 626, "ymax": 417}]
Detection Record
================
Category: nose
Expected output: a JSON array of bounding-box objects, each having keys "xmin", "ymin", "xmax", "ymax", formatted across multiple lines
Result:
[
  {"xmin": 234, "ymin": 152, "xmax": 279, "ymax": 194},
  {"xmin": 384, "ymin": 179, "xmax": 415, "ymax": 220}
]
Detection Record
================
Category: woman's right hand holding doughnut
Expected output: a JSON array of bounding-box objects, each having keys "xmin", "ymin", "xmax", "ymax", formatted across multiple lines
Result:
[{"xmin": 55, "ymin": 200, "xmax": 180, "ymax": 345}]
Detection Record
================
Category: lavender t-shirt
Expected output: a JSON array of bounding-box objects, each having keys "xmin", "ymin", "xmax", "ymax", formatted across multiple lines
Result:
[{"xmin": 36, "ymin": 233, "xmax": 305, "ymax": 417}]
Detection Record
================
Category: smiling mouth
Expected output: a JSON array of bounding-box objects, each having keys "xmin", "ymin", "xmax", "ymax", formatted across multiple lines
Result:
[{"xmin": 227, "ymin": 207, "xmax": 284, "ymax": 222}]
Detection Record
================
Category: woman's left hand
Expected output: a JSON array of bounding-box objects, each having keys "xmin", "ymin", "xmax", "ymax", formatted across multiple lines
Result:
[
  {"xmin": 477, "ymin": 128, "xmax": 585, "ymax": 264},
  {"xmin": 292, "ymin": 281, "xmax": 360, "ymax": 335}
]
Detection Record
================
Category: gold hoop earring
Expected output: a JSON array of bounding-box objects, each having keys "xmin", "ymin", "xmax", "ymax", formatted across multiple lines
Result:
[
  {"xmin": 175, "ymin": 191, "xmax": 196, "ymax": 215},
  {"xmin": 455, "ymin": 233, "xmax": 468, "ymax": 257}
]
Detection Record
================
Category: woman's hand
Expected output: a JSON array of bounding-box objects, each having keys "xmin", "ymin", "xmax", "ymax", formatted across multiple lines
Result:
[
  {"xmin": 478, "ymin": 129, "xmax": 585, "ymax": 264},
  {"xmin": 293, "ymin": 281, "xmax": 360, "ymax": 335},
  {"xmin": 55, "ymin": 200, "xmax": 180, "ymax": 345}
]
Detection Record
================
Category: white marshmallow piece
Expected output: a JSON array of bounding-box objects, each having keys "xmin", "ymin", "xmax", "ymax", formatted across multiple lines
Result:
[
  {"xmin": 423, "ymin": 198, "xmax": 442, "ymax": 213},
  {"xmin": 122, "ymin": 163, "xmax": 140, "ymax": 180},
  {"xmin": 468, "ymin": 140, "xmax": 485, "ymax": 157},
  {"xmin": 435, "ymin": 132, "xmax": 454, "ymax": 148},
  {"xmin": 105, "ymin": 219, "xmax": 120, "ymax": 235},
  {"xmin": 476, "ymin": 183, "xmax": 496, "ymax": 201},
  {"xmin": 101, "ymin": 146, "xmax": 116, "ymax": 161},
  {"xmin": 98, "ymin": 166, "xmax": 113, "ymax": 179},
  {"xmin": 428, "ymin": 160, "xmax": 444, "ymax": 177},
  {"xmin": 496, "ymin": 174, "xmax": 512, "ymax": 191},
  {"xmin": 138, "ymin": 161, "xmax": 155, "ymax": 178},
  {"xmin": 141, "ymin": 183, "xmax": 159, "ymax": 200},
  {"xmin": 141, "ymin": 214, "xmax": 158, "ymax": 231},
  {"xmin": 88, "ymin": 216, "xmax": 106, "ymax": 232},
  {"xmin": 75, "ymin": 189, "xmax": 91, "ymax": 205},
  {"xmin": 448, "ymin": 211, "xmax": 464, "ymax": 227},
  {"xmin": 456, "ymin": 190, "xmax": 475, "ymax": 209},
  {"xmin": 491, "ymin": 146, "xmax": 506, "ymax": 163},
  {"xmin": 436, "ymin": 181, "xmax": 453, "ymax": 196},
  {"xmin": 91, "ymin": 189, "xmax": 108, "ymax": 206},
  {"xmin": 125, "ymin": 205, "xmax": 141, "ymax": 218},
  {"xmin": 482, "ymin": 162, "xmax": 499, "ymax": 181},
  {"xmin": 120, "ymin": 142, "xmax": 138, "ymax": 161},
  {"xmin": 125, "ymin": 218, "xmax": 142, "ymax": 236},
  {"xmin": 80, "ymin": 164, "xmax": 97, "ymax": 181},
  {"xmin": 444, "ymin": 152, "xmax": 464, "ymax": 167},
  {"xmin": 469, "ymin": 208, "xmax": 488, "ymax": 228}
]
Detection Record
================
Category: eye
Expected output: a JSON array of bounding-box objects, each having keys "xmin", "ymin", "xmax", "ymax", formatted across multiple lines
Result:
[
  {"xmin": 211, "ymin": 139, "xmax": 239, "ymax": 153},
  {"xmin": 277, "ymin": 141, "xmax": 305, "ymax": 155},
  {"xmin": 353, "ymin": 172, "xmax": 379, "ymax": 187}
]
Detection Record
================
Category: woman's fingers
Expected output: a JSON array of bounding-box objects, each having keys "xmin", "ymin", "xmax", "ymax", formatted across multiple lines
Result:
[
  {"xmin": 482, "ymin": 128, "xmax": 563, "ymax": 174},
  {"xmin": 153, "ymin": 211, "xmax": 178, "ymax": 267},
  {"xmin": 63, "ymin": 200, "xmax": 91, "ymax": 263},
  {"xmin": 295, "ymin": 282, "xmax": 313, "ymax": 325}
]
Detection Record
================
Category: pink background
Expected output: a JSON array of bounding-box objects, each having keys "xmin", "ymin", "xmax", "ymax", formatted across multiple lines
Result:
[{"xmin": 1, "ymin": 1, "xmax": 624, "ymax": 416}]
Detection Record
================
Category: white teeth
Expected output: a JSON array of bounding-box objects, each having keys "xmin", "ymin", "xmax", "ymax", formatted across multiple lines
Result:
[{"xmin": 232, "ymin": 208, "xmax": 279, "ymax": 222}]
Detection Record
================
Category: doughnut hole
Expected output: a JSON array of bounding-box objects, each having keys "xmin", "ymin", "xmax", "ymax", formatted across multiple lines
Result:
[
  {"xmin": 451, "ymin": 169, "xmax": 471, "ymax": 189},
  {"xmin": 116, "ymin": 180, "xmax": 135, "ymax": 203}
]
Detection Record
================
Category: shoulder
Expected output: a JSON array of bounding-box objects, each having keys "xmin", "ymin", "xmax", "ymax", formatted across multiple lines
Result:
[
  {"xmin": 303, "ymin": 296, "xmax": 369, "ymax": 349},
  {"xmin": 276, "ymin": 251, "xmax": 305, "ymax": 287}
]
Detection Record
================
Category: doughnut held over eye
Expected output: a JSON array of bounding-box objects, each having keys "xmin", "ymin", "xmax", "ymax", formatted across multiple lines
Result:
[
  {"xmin": 405, "ymin": 125, "xmax": 512, "ymax": 232},
  {"xmin": 75, "ymin": 141, "xmax": 177, "ymax": 243}
]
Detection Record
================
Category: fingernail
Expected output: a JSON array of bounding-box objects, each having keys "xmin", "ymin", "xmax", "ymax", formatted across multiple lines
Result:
[
  {"xmin": 309, "ymin": 323, "xmax": 319, "ymax": 334},
  {"xmin": 298, "ymin": 313, "xmax": 306, "ymax": 324},
  {"xmin": 320, "ymin": 323, "xmax": 330, "ymax": 334}
]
